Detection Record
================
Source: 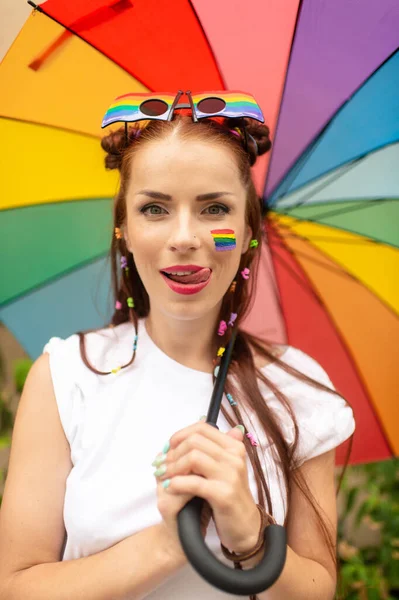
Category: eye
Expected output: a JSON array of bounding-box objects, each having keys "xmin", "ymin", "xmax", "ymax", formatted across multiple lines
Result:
[
  {"xmin": 140, "ymin": 204, "xmax": 167, "ymax": 216},
  {"xmin": 203, "ymin": 204, "xmax": 230, "ymax": 216}
]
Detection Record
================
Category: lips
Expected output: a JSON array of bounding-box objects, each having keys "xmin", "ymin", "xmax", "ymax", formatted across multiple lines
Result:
[
  {"xmin": 162, "ymin": 268, "xmax": 211, "ymax": 285},
  {"xmin": 160, "ymin": 272, "xmax": 211, "ymax": 295}
]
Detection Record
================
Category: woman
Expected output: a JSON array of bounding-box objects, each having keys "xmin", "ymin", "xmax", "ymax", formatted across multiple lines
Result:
[{"xmin": 0, "ymin": 93, "xmax": 355, "ymax": 600}]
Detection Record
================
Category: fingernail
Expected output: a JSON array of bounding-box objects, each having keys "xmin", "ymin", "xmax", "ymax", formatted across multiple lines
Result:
[
  {"xmin": 154, "ymin": 464, "xmax": 167, "ymax": 477},
  {"xmin": 151, "ymin": 453, "xmax": 167, "ymax": 467},
  {"xmin": 235, "ymin": 425, "xmax": 245, "ymax": 434},
  {"xmin": 162, "ymin": 479, "xmax": 171, "ymax": 489},
  {"xmin": 162, "ymin": 440, "xmax": 170, "ymax": 454}
]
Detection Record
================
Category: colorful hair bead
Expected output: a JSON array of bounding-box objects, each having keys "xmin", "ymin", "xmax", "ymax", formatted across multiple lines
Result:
[
  {"xmin": 214, "ymin": 365, "xmax": 220, "ymax": 377},
  {"xmin": 228, "ymin": 312, "xmax": 237, "ymax": 327},
  {"xmin": 250, "ymin": 239, "xmax": 259, "ymax": 248},
  {"xmin": 246, "ymin": 432, "xmax": 259, "ymax": 446},
  {"xmin": 111, "ymin": 366, "xmax": 122, "ymax": 374},
  {"xmin": 115, "ymin": 300, "xmax": 122, "ymax": 310},
  {"xmin": 241, "ymin": 267, "xmax": 250, "ymax": 280},
  {"xmin": 218, "ymin": 320, "xmax": 227, "ymax": 336},
  {"xmin": 115, "ymin": 227, "xmax": 123, "ymax": 239},
  {"xmin": 127, "ymin": 297, "xmax": 134, "ymax": 308},
  {"xmin": 230, "ymin": 280, "xmax": 237, "ymax": 293},
  {"xmin": 133, "ymin": 334, "xmax": 138, "ymax": 352},
  {"xmin": 210, "ymin": 229, "xmax": 236, "ymax": 252},
  {"xmin": 226, "ymin": 393, "xmax": 237, "ymax": 407},
  {"xmin": 217, "ymin": 347, "xmax": 225, "ymax": 357},
  {"xmin": 121, "ymin": 256, "xmax": 128, "ymax": 269}
]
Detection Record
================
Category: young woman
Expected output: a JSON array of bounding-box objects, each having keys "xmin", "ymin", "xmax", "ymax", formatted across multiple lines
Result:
[{"xmin": 0, "ymin": 93, "xmax": 355, "ymax": 600}]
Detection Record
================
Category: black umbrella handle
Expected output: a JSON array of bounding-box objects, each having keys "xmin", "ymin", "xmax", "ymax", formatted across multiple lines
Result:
[
  {"xmin": 176, "ymin": 327, "xmax": 287, "ymax": 594},
  {"xmin": 177, "ymin": 496, "xmax": 287, "ymax": 595}
]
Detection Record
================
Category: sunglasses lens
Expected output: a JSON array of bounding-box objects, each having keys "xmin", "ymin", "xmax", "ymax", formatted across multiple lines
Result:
[
  {"xmin": 197, "ymin": 97, "xmax": 226, "ymax": 114},
  {"xmin": 140, "ymin": 99, "xmax": 169, "ymax": 117}
]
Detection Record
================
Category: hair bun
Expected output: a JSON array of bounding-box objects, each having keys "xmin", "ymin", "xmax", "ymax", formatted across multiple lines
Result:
[
  {"xmin": 101, "ymin": 127, "xmax": 127, "ymax": 170},
  {"xmin": 243, "ymin": 117, "xmax": 272, "ymax": 165}
]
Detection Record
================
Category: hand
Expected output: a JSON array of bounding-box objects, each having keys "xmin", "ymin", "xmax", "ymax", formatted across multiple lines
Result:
[{"xmin": 153, "ymin": 419, "xmax": 261, "ymax": 555}]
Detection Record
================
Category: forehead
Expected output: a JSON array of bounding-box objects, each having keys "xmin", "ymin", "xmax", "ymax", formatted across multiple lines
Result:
[{"xmin": 128, "ymin": 137, "xmax": 242, "ymax": 191}]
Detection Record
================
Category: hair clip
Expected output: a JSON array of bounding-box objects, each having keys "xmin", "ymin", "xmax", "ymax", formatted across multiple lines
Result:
[
  {"xmin": 228, "ymin": 127, "xmax": 242, "ymax": 139},
  {"xmin": 228, "ymin": 312, "xmax": 237, "ymax": 327},
  {"xmin": 229, "ymin": 280, "xmax": 237, "ymax": 293},
  {"xmin": 250, "ymin": 239, "xmax": 258, "ymax": 248},
  {"xmin": 115, "ymin": 300, "xmax": 122, "ymax": 310},
  {"xmin": 226, "ymin": 393, "xmax": 237, "ymax": 407},
  {"xmin": 217, "ymin": 347, "xmax": 225, "ymax": 357},
  {"xmin": 246, "ymin": 432, "xmax": 259, "ymax": 446},
  {"xmin": 127, "ymin": 297, "xmax": 135, "ymax": 308},
  {"xmin": 218, "ymin": 320, "xmax": 227, "ymax": 336},
  {"xmin": 241, "ymin": 267, "xmax": 250, "ymax": 280},
  {"xmin": 115, "ymin": 227, "xmax": 123, "ymax": 239}
]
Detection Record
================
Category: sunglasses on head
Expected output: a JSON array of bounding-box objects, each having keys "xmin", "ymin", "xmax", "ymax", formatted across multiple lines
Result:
[{"xmin": 101, "ymin": 90, "xmax": 265, "ymax": 129}]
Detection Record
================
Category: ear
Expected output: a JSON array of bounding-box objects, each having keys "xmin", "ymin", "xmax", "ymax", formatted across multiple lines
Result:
[{"xmin": 241, "ymin": 224, "xmax": 253, "ymax": 255}]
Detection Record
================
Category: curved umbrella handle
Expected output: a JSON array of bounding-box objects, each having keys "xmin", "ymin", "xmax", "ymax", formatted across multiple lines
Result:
[{"xmin": 177, "ymin": 496, "xmax": 287, "ymax": 596}]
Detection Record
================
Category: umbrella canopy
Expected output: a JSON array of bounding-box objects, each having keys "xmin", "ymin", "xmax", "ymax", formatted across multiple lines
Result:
[{"xmin": 1, "ymin": 0, "xmax": 398, "ymax": 467}]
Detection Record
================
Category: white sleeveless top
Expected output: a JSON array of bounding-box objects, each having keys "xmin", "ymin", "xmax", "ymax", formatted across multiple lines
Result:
[{"xmin": 43, "ymin": 318, "xmax": 355, "ymax": 599}]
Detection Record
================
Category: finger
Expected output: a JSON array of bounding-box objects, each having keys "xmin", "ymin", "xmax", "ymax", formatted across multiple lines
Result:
[
  {"xmin": 169, "ymin": 422, "xmax": 244, "ymax": 456},
  {"xmin": 155, "ymin": 448, "xmax": 242, "ymax": 484},
  {"xmin": 226, "ymin": 426, "xmax": 246, "ymax": 442},
  {"xmin": 161, "ymin": 474, "xmax": 228, "ymax": 508},
  {"xmin": 165, "ymin": 432, "xmax": 244, "ymax": 475}
]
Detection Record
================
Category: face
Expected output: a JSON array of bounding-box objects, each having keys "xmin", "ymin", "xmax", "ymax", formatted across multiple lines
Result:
[{"xmin": 123, "ymin": 136, "xmax": 252, "ymax": 321}]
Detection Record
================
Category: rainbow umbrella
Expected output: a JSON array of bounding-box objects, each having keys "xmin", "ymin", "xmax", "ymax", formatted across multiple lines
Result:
[{"xmin": 0, "ymin": 0, "xmax": 398, "ymax": 467}]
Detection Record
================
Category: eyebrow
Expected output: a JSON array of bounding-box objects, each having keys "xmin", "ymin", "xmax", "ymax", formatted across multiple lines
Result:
[{"xmin": 135, "ymin": 190, "xmax": 235, "ymax": 201}]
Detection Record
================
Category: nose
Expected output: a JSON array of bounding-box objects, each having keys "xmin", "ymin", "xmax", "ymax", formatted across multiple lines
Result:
[{"xmin": 168, "ymin": 214, "xmax": 201, "ymax": 253}]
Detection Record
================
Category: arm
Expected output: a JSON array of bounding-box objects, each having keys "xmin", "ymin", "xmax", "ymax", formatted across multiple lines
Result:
[
  {"xmin": 2, "ymin": 524, "xmax": 186, "ymax": 600},
  {"xmin": 0, "ymin": 353, "xmax": 186, "ymax": 600},
  {"xmin": 243, "ymin": 449, "xmax": 338, "ymax": 600}
]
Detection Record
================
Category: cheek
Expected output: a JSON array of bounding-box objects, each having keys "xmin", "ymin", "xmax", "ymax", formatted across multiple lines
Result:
[{"xmin": 210, "ymin": 228, "xmax": 237, "ymax": 253}]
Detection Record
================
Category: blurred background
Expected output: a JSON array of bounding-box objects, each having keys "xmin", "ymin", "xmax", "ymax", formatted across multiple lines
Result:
[{"xmin": 0, "ymin": 1, "xmax": 398, "ymax": 597}]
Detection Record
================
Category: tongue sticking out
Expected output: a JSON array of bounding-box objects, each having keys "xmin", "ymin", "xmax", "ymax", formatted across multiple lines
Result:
[{"xmin": 165, "ymin": 268, "xmax": 211, "ymax": 284}]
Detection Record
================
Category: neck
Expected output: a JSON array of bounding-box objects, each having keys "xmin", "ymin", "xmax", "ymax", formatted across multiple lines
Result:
[{"xmin": 145, "ymin": 308, "xmax": 221, "ymax": 374}]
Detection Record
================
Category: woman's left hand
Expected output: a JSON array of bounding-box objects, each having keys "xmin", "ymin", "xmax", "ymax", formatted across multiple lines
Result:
[{"xmin": 153, "ymin": 420, "xmax": 261, "ymax": 553}]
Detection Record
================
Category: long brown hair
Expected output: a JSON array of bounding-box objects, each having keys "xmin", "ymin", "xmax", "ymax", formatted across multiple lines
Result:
[{"xmin": 77, "ymin": 114, "xmax": 354, "ymax": 597}]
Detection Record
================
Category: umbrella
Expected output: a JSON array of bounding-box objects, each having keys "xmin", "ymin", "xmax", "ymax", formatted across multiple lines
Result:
[{"xmin": 1, "ymin": 0, "xmax": 399, "ymax": 473}]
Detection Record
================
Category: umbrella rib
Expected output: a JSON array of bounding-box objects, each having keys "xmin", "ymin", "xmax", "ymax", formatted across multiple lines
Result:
[
  {"xmin": 271, "ymin": 142, "xmax": 398, "ymax": 207},
  {"xmin": 266, "ymin": 47, "xmax": 399, "ymax": 202},
  {"xmin": 277, "ymin": 158, "xmax": 362, "ymax": 209},
  {"xmin": 187, "ymin": 0, "xmax": 227, "ymax": 89},
  {"xmin": 263, "ymin": 0, "xmax": 305, "ymax": 196},
  {"xmin": 0, "ymin": 115, "xmax": 103, "ymax": 142},
  {"xmin": 0, "ymin": 196, "xmax": 113, "ymax": 215},
  {"xmin": 27, "ymin": 2, "xmax": 154, "ymax": 91},
  {"xmin": 271, "ymin": 203, "xmax": 399, "ymax": 249},
  {"xmin": 269, "ymin": 219, "xmax": 399, "ymax": 320},
  {"xmin": 266, "ymin": 220, "xmax": 333, "ymax": 306},
  {"xmin": 268, "ymin": 226, "xmax": 392, "ymax": 459},
  {"xmin": 1, "ymin": 251, "xmax": 109, "ymax": 309}
]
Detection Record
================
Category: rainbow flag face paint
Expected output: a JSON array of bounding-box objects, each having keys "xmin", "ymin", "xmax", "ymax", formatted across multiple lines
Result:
[{"xmin": 211, "ymin": 229, "xmax": 236, "ymax": 251}]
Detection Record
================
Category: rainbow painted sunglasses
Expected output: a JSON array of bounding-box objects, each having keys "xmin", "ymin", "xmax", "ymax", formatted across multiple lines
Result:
[{"xmin": 101, "ymin": 90, "xmax": 264, "ymax": 128}]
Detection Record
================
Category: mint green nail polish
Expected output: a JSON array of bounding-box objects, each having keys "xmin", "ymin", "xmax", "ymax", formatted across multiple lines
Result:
[
  {"xmin": 162, "ymin": 440, "xmax": 170, "ymax": 454},
  {"xmin": 162, "ymin": 479, "xmax": 171, "ymax": 489},
  {"xmin": 154, "ymin": 464, "xmax": 167, "ymax": 477},
  {"xmin": 152, "ymin": 453, "xmax": 167, "ymax": 467},
  {"xmin": 235, "ymin": 425, "xmax": 245, "ymax": 434}
]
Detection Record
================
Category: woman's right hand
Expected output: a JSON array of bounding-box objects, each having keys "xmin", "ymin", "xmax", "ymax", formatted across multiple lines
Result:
[
  {"xmin": 155, "ymin": 418, "xmax": 213, "ymax": 564},
  {"xmin": 157, "ymin": 475, "xmax": 213, "ymax": 564}
]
